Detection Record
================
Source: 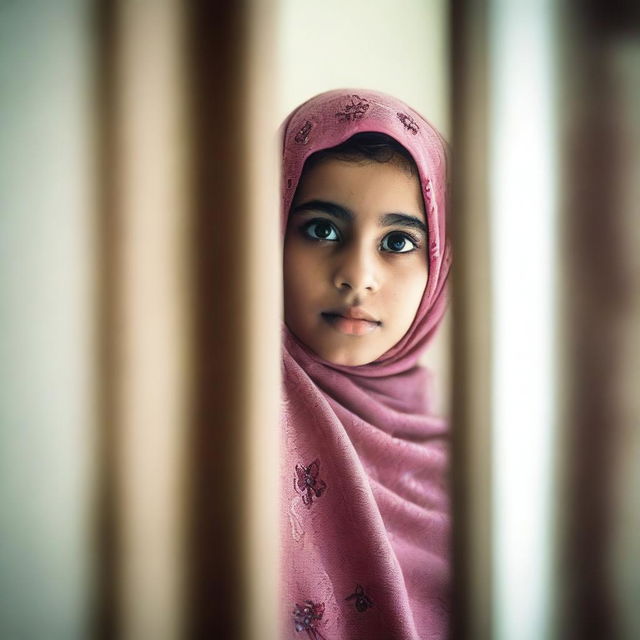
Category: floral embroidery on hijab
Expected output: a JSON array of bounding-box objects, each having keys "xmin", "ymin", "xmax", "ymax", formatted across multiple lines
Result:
[
  {"xmin": 293, "ymin": 600, "xmax": 327, "ymax": 638},
  {"xmin": 336, "ymin": 94, "xmax": 370, "ymax": 122},
  {"xmin": 295, "ymin": 120, "xmax": 313, "ymax": 144},
  {"xmin": 345, "ymin": 584, "xmax": 374, "ymax": 612},
  {"xmin": 396, "ymin": 112, "xmax": 419, "ymax": 135},
  {"xmin": 295, "ymin": 459, "xmax": 327, "ymax": 507}
]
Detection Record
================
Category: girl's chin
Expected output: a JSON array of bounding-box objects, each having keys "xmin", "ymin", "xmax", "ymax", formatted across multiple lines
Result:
[
  {"xmin": 288, "ymin": 324, "xmax": 389, "ymax": 366},
  {"xmin": 315, "ymin": 343, "xmax": 384, "ymax": 367}
]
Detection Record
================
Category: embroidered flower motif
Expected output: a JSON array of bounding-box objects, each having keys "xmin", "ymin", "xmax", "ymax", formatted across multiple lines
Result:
[
  {"xmin": 295, "ymin": 120, "xmax": 313, "ymax": 144},
  {"xmin": 396, "ymin": 112, "xmax": 419, "ymax": 135},
  {"xmin": 345, "ymin": 584, "xmax": 374, "ymax": 612},
  {"xmin": 336, "ymin": 94, "xmax": 370, "ymax": 122},
  {"xmin": 293, "ymin": 600, "xmax": 326, "ymax": 638},
  {"xmin": 295, "ymin": 459, "xmax": 327, "ymax": 507}
]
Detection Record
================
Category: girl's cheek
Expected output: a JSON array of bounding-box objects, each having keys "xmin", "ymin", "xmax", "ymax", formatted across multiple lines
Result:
[
  {"xmin": 284, "ymin": 244, "xmax": 323, "ymax": 292},
  {"xmin": 391, "ymin": 255, "xmax": 428, "ymax": 279},
  {"xmin": 287, "ymin": 242, "xmax": 315, "ymax": 270}
]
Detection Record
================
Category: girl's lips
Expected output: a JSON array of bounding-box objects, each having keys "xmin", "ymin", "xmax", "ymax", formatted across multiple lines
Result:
[{"xmin": 321, "ymin": 312, "xmax": 381, "ymax": 336}]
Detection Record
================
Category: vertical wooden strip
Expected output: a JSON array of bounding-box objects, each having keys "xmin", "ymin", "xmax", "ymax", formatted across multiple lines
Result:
[
  {"xmin": 110, "ymin": 1, "xmax": 191, "ymax": 638},
  {"xmin": 450, "ymin": 1, "xmax": 493, "ymax": 638},
  {"xmin": 557, "ymin": 3, "xmax": 640, "ymax": 638},
  {"xmin": 93, "ymin": 0, "xmax": 119, "ymax": 636},
  {"xmin": 184, "ymin": 2, "xmax": 250, "ymax": 638},
  {"xmin": 243, "ymin": 1, "xmax": 281, "ymax": 639}
]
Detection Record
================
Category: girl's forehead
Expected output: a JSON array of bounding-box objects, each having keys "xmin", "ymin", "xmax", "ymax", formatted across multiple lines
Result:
[{"xmin": 292, "ymin": 158, "xmax": 426, "ymax": 220}]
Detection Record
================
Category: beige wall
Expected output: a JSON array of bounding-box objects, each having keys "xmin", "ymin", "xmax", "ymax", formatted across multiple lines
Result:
[{"xmin": 276, "ymin": 0, "xmax": 449, "ymax": 134}]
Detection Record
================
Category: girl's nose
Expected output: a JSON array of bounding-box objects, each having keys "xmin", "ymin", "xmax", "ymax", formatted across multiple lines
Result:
[{"xmin": 332, "ymin": 247, "xmax": 380, "ymax": 294}]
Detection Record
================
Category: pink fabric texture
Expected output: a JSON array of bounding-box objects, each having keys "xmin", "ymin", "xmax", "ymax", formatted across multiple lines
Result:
[{"xmin": 281, "ymin": 89, "xmax": 451, "ymax": 639}]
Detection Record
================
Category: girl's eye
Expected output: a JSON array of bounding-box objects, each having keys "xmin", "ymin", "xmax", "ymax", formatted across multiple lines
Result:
[
  {"xmin": 381, "ymin": 232, "xmax": 419, "ymax": 253},
  {"xmin": 303, "ymin": 219, "xmax": 340, "ymax": 242}
]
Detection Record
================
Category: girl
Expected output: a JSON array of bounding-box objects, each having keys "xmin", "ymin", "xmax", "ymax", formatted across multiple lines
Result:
[{"xmin": 281, "ymin": 89, "xmax": 451, "ymax": 639}]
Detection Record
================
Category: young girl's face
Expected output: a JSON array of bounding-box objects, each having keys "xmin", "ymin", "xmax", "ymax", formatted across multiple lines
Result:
[{"xmin": 283, "ymin": 157, "xmax": 428, "ymax": 366}]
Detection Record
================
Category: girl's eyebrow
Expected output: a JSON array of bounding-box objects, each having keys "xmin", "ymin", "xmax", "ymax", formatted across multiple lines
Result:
[
  {"xmin": 380, "ymin": 213, "xmax": 427, "ymax": 236},
  {"xmin": 291, "ymin": 199, "xmax": 354, "ymax": 221},
  {"xmin": 292, "ymin": 199, "xmax": 427, "ymax": 236}
]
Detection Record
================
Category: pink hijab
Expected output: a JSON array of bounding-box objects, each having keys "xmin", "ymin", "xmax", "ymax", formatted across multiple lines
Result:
[{"xmin": 281, "ymin": 89, "xmax": 451, "ymax": 639}]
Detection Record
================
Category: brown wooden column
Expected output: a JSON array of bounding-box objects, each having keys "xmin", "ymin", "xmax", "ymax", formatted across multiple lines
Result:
[
  {"xmin": 185, "ymin": 2, "xmax": 280, "ymax": 639},
  {"xmin": 450, "ymin": 1, "xmax": 494, "ymax": 638},
  {"xmin": 558, "ymin": 3, "xmax": 640, "ymax": 639}
]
